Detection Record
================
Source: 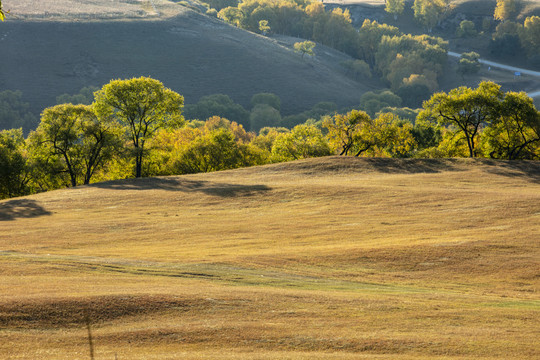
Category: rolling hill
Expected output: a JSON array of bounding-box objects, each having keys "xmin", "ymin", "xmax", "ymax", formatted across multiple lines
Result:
[
  {"xmin": 0, "ymin": 0, "xmax": 375, "ymax": 117},
  {"xmin": 1, "ymin": 157, "xmax": 539, "ymax": 359}
]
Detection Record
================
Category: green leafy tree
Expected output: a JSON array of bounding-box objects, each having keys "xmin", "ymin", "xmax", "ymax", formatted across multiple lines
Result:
[
  {"xmin": 357, "ymin": 20, "xmax": 401, "ymax": 67},
  {"xmin": 56, "ymin": 86, "xmax": 99, "ymax": 105},
  {"xmin": 250, "ymin": 104, "xmax": 282, "ymax": 132},
  {"xmin": 412, "ymin": 0, "xmax": 449, "ymax": 32},
  {"xmin": 520, "ymin": 16, "xmax": 540, "ymax": 56},
  {"xmin": 375, "ymin": 34, "xmax": 447, "ymax": 91},
  {"xmin": 93, "ymin": 77, "xmax": 184, "ymax": 178},
  {"xmin": 456, "ymin": 20, "xmax": 477, "ymax": 38},
  {"xmin": 218, "ymin": 6, "xmax": 244, "ymax": 27},
  {"xmin": 360, "ymin": 90, "xmax": 402, "ymax": 117},
  {"xmin": 0, "ymin": 129, "xmax": 31, "ymax": 199},
  {"xmin": 175, "ymin": 128, "xmax": 267, "ymax": 174},
  {"xmin": 418, "ymin": 81, "xmax": 503, "ymax": 158},
  {"xmin": 371, "ymin": 113, "xmax": 417, "ymax": 157},
  {"xmin": 458, "ymin": 52, "xmax": 481, "ymax": 77},
  {"xmin": 29, "ymin": 104, "xmax": 121, "ymax": 187},
  {"xmin": 271, "ymin": 124, "xmax": 331, "ymax": 162},
  {"xmin": 385, "ymin": 0, "xmax": 405, "ymax": 20},
  {"xmin": 483, "ymin": 92, "xmax": 540, "ymax": 159},
  {"xmin": 411, "ymin": 117, "xmax": 443, "ymax": 152},
  {"xmin": 294, "ymin": 40, "xmax": 315, "ymax": 58},
  {"xmin": 341, "ymin": 59, "xmax": 372, "ymax": 80}
]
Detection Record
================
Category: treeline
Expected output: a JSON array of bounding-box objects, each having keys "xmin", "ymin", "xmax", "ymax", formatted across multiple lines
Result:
[
  {"xmin": 1, "ymin": 77, "xmax": 539, "ymax": 200},
  {"xmin": 211, "ymin": 0, "xmax": 448, "ymax": 95}
]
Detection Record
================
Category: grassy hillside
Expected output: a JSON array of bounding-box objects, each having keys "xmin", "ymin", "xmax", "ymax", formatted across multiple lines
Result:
[
  {"xmin": 1, "ymin": 157, "xmax": 539, "ymax": 359},
  {"xmin": 0, "ymin": 0, "xmax": 375, "ymax": 117}
]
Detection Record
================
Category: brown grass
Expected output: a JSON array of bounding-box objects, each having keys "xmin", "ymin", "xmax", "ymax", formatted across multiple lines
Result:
[{"xmin": 0, "ymin": 157, "xmax": 539, "ymax": 359}]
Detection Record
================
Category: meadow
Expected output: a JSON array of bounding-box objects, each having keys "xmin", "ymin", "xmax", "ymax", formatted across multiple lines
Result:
[{"xmin": 0, "ymin": 156, "xmax": 538, "ymax": 359}]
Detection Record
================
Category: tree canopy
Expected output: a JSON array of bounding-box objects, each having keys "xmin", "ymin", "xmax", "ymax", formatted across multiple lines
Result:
[
  {"xmin": 30, "ymin": 104, "xmax": 121, "ymax": 187},
  {"xmin": 93, "ymin": 77, "xmax": 184, "ymax": 178},
  {"xmin": 418, "ymin": 82, "xmax": 503, "ymax": 157}
]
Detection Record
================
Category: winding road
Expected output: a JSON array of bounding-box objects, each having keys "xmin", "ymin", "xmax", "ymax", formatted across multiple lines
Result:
[{"xmin": 448, "ymin": 51, "xmax": 540, "ymax": 98}]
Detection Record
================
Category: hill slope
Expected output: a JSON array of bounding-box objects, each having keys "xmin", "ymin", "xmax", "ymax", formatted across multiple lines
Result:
[
  {"xmin": 1, "ymin": 157, "xmax": 539, "ymax": 359},
  {"xmin": 0, "ymin": 0, "xmax": 372, "ymax": 117}
]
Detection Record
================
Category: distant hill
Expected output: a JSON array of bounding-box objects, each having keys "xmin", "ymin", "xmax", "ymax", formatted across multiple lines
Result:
[{"xmin": 0, "ymin": 0, "xmax": 376, "ymax": 117}]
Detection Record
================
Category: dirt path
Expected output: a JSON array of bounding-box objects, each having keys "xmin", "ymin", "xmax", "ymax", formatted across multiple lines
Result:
[{"xmin": 448, "ymin": 51, "xmax": 540, "ymax": 97}]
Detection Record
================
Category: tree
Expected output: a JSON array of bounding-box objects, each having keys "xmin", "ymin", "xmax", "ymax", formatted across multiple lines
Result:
[
  {"xmin": 218, "ymin": 6, "xmax": 244, "ymax": 27},
  {"xmin": 418, "ymin": 81, "xmax": 503, "ymax": 157},
  {"xmin": 456, "ymin": 20, "xmax": 477, "ymax": 38},
  {"xmin": 341, "ymin": 59, "xmax": 372, "ymax": 80},
  {"xmin": 0, "ymin": 129, "xmax": 30, "ymax": 199},
  {"xmin": 371, "ymin": 113, "xmax": 417, "ymax": 157},
  {"xmin": 0, "ymin": 0, "xmax": 5, "ymax": 21},
  {"xmin": 251, "ymin": 92, "xmax": 281, "ymax": 112},
  {"xmin": 30, "ymin": 104, "xmax": 121, "ymax": 187},
  {"xmin": 271, "ymin": 124, "xmax": 331, "ymax": 161},
  {"xmin": 175, "ymin": 128, "xmax": 267, "ymax": 174},
  {"xmin": 259, "ymin": 19, "xmax": 270, "ymax": 34},
  {"xmin": 360, "ymin": 90, "xmax": 402, "ymax": 117},
  {"xmin": 494, "ymin": 0, "xmax": 518, "ymax": 21},
  {"xmin": 458, "ymin": 52, "xmax": 481, "ymax": 77},
  {"xmin": 483, "ymin": 92, "xmax": 540, "ymax": 159},
  {"xmin": 323, "ymin": 110, "xmax": 372, "ymax": 155},
  {"xmin": 412, "ymin": 0, "xmax": 449, "ymax": 32},
  {"xmin": 385, "ymin": 0, "xmax": 405, "ymax": 20},
  {"xmin": 357, "ymin": 20, "xmax": 401, "ymax": 67},
  {"xmin": 250, "ymin": 104, "xmax": 282, "ymax": 132},
  {"xmin": 184, "ymin": 94, "xmax": 249, "ymax": 129},
  {"xmin": 0, "ymin": 90, "xmax": 38, "ymax": 134},
  {"xmin": 520, "ymin": 16, "xmax": 540, "ymax": 56},
  {"xmin": 93, "ymin": 77, "xmax": 184, "ymax": 178},
  {"xmin": 56, "ymin": 86, "xmax": 98, "ymax": 105},
  {"xmin": 294, "ymin": 40, "xmax": 315, "ymax": 58}
]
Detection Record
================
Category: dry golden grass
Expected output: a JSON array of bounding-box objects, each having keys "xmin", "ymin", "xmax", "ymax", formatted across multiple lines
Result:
[
  {"xmin": 2, "ymin": 0, "xmax": 185, "ymax": 20},
  {"xmin": 1, "ymin": 157, "xmax": 539, "ymax": 359}
]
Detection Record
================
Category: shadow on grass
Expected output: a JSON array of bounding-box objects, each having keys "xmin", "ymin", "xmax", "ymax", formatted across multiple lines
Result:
[
  {"xmin": 361, "ymin": 158, "xmax": 463, "ymax": 174},
  {"xmin": 0, "ymin": 199, "xmax": 52, "ymax": 221},
  {"xmin": 89, "ymin": 177, "xmax": 272, "ymax": 197},
  {"xmin": 483, "ymin": 160, "xmax": 540, "ymax": 184},
  {"xmin": 362, "ymin": 158, "xmax": 540, "ymax": 182}
]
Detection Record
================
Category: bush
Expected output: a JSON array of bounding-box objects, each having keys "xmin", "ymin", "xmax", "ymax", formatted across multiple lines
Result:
[{"xmin": 456, "ymin": 20, "xmax": 477, "ymax": 38}]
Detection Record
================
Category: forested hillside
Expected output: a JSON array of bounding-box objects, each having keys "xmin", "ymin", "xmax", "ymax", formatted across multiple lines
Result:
[{"xmin": 0, "ymin": 0, "xmax": 370, "ymax": 122}]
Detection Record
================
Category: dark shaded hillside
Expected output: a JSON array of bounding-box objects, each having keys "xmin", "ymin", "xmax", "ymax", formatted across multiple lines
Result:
[{"xmin": 0, "ymin": 9, "xmax": 370, "ymax": 117}]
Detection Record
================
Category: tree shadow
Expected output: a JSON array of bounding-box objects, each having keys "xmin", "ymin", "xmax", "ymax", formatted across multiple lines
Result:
[
  {"xmin": 0, "ymin": 199, "xmax": 52, "ymax": 221},
  {"xmin": 360, "ymin": 158, "xmax": 464, "ymax": 174},
  {"xmin": 89, "ymin": 177, "xmax": 272, "ymax": 198},
  {"xmin": 483, "ymin": 160, "xmax": 540, "ymax": 184}
]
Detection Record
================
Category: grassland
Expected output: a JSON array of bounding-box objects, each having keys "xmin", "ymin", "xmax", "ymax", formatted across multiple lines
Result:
[{"xmin": 1, "ymin": 157, "xmax": 539, "ymax": 359}]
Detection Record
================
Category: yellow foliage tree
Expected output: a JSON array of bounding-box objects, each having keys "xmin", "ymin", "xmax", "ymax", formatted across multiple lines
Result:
[{"xmin": 494, "ymin": 0, "xmax": 517, "ymax": 21}]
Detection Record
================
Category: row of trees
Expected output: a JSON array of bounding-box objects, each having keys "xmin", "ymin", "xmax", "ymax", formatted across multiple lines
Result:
[
  {"xmin": 214, "ymin": 0, "xmax": 448, "ymax": 94},
  {"xmin": 385, "ymin": 0, "xmax": 450, "ymax": 32},
  {"xmin": 1, "ymin": 77, "xmax": 539, "ymax": 200},
  {"xmin": 490, "ymin": 15, "xmax": 540, "ymax": 59}
]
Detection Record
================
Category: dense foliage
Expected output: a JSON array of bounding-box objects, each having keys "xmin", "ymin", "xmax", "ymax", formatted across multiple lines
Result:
[
  {"xmin": 214, "ymin": 0, "xmax": 448, "ymax": 96},
  {"xmin": 1, "ymin": 77, "xmax": 538, "ymax": 200}
]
